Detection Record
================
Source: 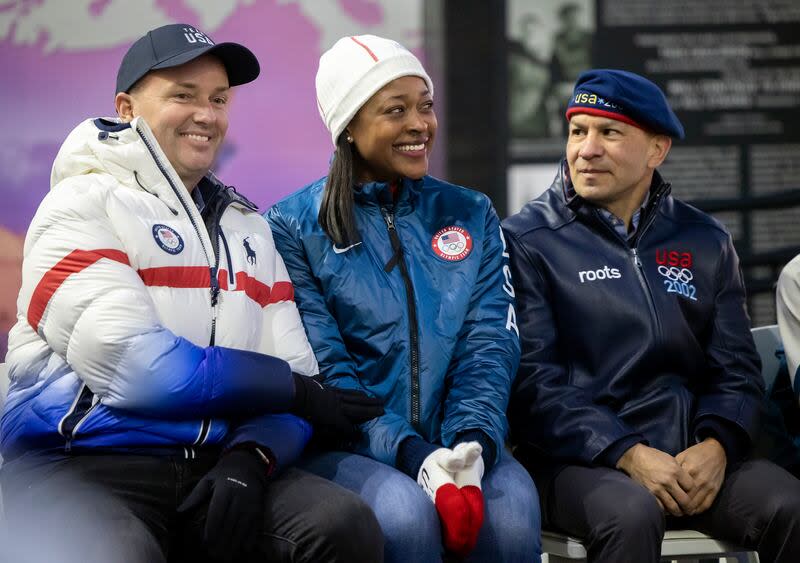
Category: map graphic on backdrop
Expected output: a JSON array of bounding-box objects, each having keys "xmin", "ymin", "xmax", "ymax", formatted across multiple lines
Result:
[{"xmin": 0, "ymin": 0, "xmax": 423, "ymax": 358}]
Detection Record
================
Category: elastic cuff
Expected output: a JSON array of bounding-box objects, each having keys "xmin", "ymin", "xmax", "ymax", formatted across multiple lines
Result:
[
  {"xmin": 224, "ymin": 442, "xmax": 276, "ymax": 477},
  {"xmin": 397, "ymin": 436, "xmax": 439, "ymax": 478},
  {"xmin": 455, "ymin": 429, "xmax": 497, "ymax": 472},
  {"xmin": 597, "ymin": 435, "xmax": 646, "ymax": 468},
  {"xmin": 694, "ymin": 417, "xmax": 749, "ymax": 465}
]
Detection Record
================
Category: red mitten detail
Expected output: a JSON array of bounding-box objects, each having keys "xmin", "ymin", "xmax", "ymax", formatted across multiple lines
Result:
[
  {"xmin": 434, "ymin": 483, "xmax": 471, "ymax": 556},
  {"xmin": 460, "ymin": 485, "xmax": 484, "ymax": 554}
]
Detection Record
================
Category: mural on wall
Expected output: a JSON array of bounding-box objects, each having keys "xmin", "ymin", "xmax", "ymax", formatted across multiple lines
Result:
[{"xmin": 0, "ymin": 0, "xmax": 423, "ymax": 359}]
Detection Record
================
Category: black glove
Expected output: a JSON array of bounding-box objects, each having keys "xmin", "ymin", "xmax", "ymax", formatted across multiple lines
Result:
[
  {"xmin": 291, "ymin": 373, "xmax": 384, "ymax": 437},
  {"xmin": 177, "ymin": 449, "xmax": 271, "ymax": 560}
]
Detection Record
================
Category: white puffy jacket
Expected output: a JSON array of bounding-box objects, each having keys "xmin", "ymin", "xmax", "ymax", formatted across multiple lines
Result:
[
  {"xmin": 1, "ymin": 117, "xmax": 318, "ymax": 465},
  {"xmin": 778, "ymin": 254, "xmax": 800, "ymax": 399}
]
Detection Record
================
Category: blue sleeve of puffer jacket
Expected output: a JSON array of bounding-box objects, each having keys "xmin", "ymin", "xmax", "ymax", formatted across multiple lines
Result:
[
  {"xmin": 693, "ymin": 234, "xmax": 764, "ymax": 442},
  {"xmin": 440, "ymin": 204, "xmax": 520, "ymax": 457},
  {"xmin": 224, "ymin": 413, "xmax": 312, "ymax": 473},
  {"xmin": 104, "ymin": 329, "xmax": 296, "ymax": 419},
  {"xmin": 504, "ymin": 227, "xmax": 645, "ymax": 465},
  {"xmin": 266, "ymin": 204, "xmax": 418, "ymax": 466}
]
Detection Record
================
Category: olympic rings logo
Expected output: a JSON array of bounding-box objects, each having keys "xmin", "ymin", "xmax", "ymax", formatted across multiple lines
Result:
[
  {"xmin": 446, "ymin": 241, "xmax": 465, "ymax": 252},
  {"xmin": 657, "ymin": 265, "xmax": 693, "ymax": 283}
]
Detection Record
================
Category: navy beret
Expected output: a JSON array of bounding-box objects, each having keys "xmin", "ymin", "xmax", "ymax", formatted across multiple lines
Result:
[{"xmin": 566, "ymin": 69, "xmax": 685, "ymax": 139}]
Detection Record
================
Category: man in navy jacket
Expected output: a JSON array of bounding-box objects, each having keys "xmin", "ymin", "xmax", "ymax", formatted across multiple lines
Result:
[{"xmin": 503, "ymin": 69, "xmax": 800, "ymax": 562}]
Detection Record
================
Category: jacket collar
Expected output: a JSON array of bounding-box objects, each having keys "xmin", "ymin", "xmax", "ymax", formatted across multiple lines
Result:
[
  {"xmin": 552, "ymin": 158, "xmax": 672, "ymax": 240},
  {"xmin": 352, "ymin": 176, "xmax": 425, "ymax": 213},
  {"xmin": 198, "ymin": 173, "xmax": 259, "ymax": 212}
]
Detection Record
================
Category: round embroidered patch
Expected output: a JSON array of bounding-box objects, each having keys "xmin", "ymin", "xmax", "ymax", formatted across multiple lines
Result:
[
  {"xmin": 431, "ymin": 226, "xmax": 473, "ymax": 261},
  {"xmin": 152, "ymin": 224, "xmax": 184, "ymax": 255}
]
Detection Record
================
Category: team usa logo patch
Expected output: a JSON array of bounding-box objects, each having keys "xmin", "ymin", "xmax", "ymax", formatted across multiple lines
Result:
[
  {"xmin": 655, "ymin": 249, "xmax": 697, "ymax": 302},
  {"xmin": 431, "ymin": 226, "xmax": 473, "ymax": 261},
  {"xmin": 152, "ymin": 224, "xmax": 184, "ymax": 255}
]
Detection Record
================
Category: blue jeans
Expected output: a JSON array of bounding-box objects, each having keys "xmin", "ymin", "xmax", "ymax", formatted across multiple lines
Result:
[{"xmin": 301, "ymin": 450, "xmax": 541, "ymax": 563}]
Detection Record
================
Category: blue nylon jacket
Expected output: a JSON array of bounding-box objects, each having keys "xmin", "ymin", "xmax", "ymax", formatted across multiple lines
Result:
[
  {"xmin": 503, "ymin": 163, "xmax": 764, "ymax": 470},
  {"xmin": 267, "ymin": 175, "xmax": 520, "ymax": 466}
]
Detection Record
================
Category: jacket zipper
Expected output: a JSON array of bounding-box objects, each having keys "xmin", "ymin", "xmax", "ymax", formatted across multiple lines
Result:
[
  {"xmin": 208, "ymin": 200, "xmax": 236, "ymax": 345},
  {"xmin": 201, "ymin": 196, "xmax": 236, "ymax": 439},
  {"xmin": 194, "ymin": 418, "xmax": 212, "ymax": 446},
  {"xmin": 380, "ymin": 207, "xmax": 421, "ymax": 431},
  {"xmin": 631, "ymin": 189, "xmax": 668, "ymax": 344},
  {"xmin": 138, "ymin": 127, "xmax": 220, "ymax": 438},
  {"xmin": 219, "ymin": 229, "xmax": 235, "ymax": 284},
  {"xmin": 209, "ymin": 226, "xmax": 221, "ymax": 346},
  {"xmin": 630, "ymin": 246, "xmax": 662, "ymax": 342},
  {"xmin": 60, "ymin": 383, "xmax": 96, "ymax": 453},
  {"xmin": 592, "ymin": 200, "xmax": 663, "ymax": 344}
]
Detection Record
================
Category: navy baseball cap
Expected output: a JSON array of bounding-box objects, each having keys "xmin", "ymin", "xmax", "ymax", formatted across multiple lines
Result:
[
  {"xmin": 116, "ymin": 24, "xmax": 260, "ymax": 93},
  {"xmin": 566, "ymin": 69, "xmax": 685, "ymax": 139}
]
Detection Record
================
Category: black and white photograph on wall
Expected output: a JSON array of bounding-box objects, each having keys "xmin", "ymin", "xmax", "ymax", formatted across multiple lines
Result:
[
  {"xmin": 506, "ymin": 0, "xmax": 800, "ymax": 325},
  {"xmin": 507, "ymin": 0, "xmax": 594, "ymax": 161}
]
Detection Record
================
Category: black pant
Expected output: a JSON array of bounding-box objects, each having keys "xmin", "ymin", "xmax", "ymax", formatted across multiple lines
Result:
[
  {"xmin": 0, "ymin": 451, "xmax": 383, "ymax": 563},
  {"xmin": 537, "ymin": 459, "xmax": 800, "ymax": 563}
]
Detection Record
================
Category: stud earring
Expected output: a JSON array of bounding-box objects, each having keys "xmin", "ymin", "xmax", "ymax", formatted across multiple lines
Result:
[{"xmin": 346, "ymin": 134, "xmax": 354, "ymax": 143}]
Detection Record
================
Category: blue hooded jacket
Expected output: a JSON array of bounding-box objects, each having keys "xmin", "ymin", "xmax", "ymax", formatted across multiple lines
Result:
[{"xmin": 267, "ymin": 175, "xmax": 520, "ymax": 466}]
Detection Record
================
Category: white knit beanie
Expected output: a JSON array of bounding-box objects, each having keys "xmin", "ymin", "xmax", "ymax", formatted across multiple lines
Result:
[{"xmin": 316, "ymin": 35, "xmax": 434, "ymax": 146}]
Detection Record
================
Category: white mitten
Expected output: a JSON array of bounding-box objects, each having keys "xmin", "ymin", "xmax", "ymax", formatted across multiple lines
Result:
[
  {"xmin": 417, "ymin": 448, "xmax": 457, "ymax": 502},
  {"xmin": 438, "ymin": 441, "xmax": 483, "ymax": 473},
  {"xmin": 417, "ymin": 448, "xmax": 475, "ymax": 556},
  {"xmin": 450, "ymin": 442, "xmax": 485, "ymax": 554},
  {"xmin": 416, "ymin": 444, "xmax": 485, "ymax": 557},
  {"xmin": 455, "ymin": 453, "xmax": 484, "ymax": 488}
]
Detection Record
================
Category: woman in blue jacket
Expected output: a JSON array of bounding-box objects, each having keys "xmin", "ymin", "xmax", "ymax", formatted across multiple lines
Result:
[{"xmin": 267, "ymin": 35, "xmax": 540, "ymax": 562}]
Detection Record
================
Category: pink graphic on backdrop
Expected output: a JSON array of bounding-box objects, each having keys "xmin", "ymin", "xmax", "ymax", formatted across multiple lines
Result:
[
  {"xmin": 0, "ymin": 1, "xmax": 331, "ymax": 235},
  {"xmin": 0, "ymin": 0, "xmax": 423, "ymax": 360}
]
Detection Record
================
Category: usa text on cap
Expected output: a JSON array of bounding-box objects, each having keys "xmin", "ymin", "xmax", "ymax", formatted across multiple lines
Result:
[
  {"xmin": 565, "ymin": 68, "xmax": 685, "ymax": 139},
  {"xmin": 116, "ymin": 23, "xmax": 260, "ymax": 93}
]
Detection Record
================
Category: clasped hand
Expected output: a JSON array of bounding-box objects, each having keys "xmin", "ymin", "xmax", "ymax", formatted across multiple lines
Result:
[
  {"xmin": 616, "ymin": 439, "xmax": 726, "ymax": 517},
  {"xmin": 418, "ymin": 442, "xmax": 485, "ymax": 557}
]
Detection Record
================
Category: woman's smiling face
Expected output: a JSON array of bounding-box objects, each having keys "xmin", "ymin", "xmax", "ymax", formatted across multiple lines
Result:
[{"xmin": 347, "ymin": 75, "xmax": 437, "ymax": 184}]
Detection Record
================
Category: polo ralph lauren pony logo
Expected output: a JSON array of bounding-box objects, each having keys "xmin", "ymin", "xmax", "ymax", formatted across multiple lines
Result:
[{"xmin": 243, "ymin": 237, "xmax": 257, "ymax": 265}]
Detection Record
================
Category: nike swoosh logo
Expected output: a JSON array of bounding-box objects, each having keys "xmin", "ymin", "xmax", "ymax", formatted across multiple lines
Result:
[{"xmin": 332, "ymin": 242, "xmax": 362, "ymax": 254}]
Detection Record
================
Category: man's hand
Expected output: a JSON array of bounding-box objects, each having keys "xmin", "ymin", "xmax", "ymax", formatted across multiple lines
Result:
[
  {"xmin": 177, "ymin": 449, "xmax": 270, "ymax": 560},
  {"xmin": 291, "ymin": 373, "xmax": 384, "ymax": 437},
  {"xmin": 675, "ymin": 438, "xmax": 727, "ymax": 515},
  {"xmin": 616, "ymin": 443, "xmax": 695, "ymax": 516}
]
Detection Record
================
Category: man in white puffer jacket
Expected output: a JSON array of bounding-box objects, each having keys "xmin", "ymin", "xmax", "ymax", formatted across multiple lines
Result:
[{"xmin": 0, "ymin": 23, "xmax": 383, "ymax": 563}]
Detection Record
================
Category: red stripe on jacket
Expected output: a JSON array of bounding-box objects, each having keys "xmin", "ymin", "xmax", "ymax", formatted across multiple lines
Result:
[
  {"xmin": 138, "ymin": 266, "xmax": 210, "ymax": 288},
  {"xmin": 219, "ymin": 271, "xmax": 294, "ymax": 307},
  {"xmin": 137, "ymin": 267, "xmax": 294, "ymax": 307},
  {"xmin": 29, "ymin": 252, "xmax": 295, "ymax": 333},
  {"xmin": 28, "ymin": 249, "xmax": 130, "ymax": 332}
]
